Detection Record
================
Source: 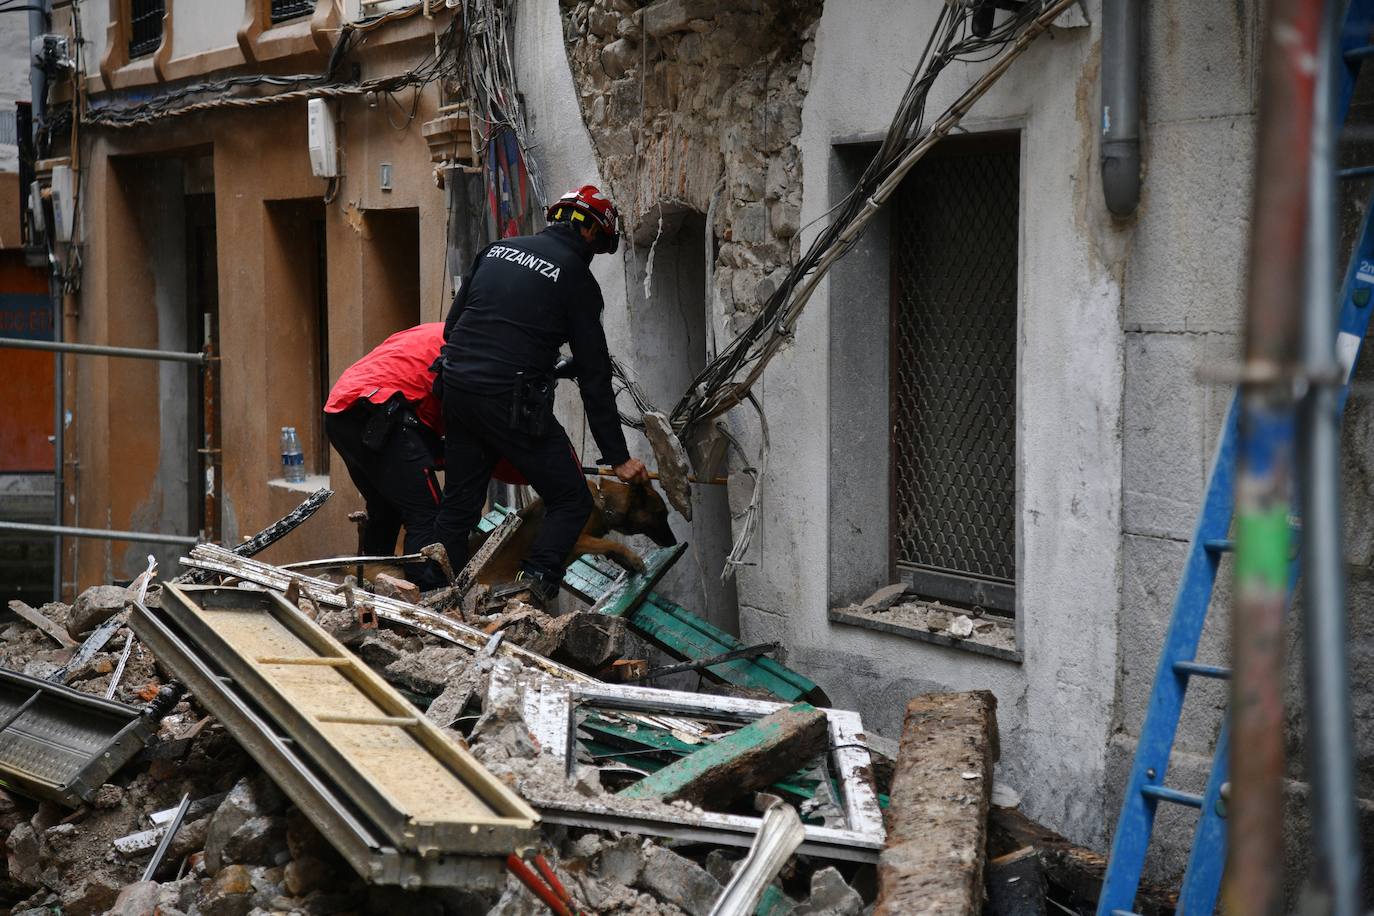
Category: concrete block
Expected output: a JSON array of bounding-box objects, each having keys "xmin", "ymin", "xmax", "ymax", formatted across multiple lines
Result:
[
  {"xmin": 1119, "ymin": 534, "xmax": 1229, "ymax": 754},
  {"xmin": 1124, "ymin": 117, "xmax": 1254, "ymax": 333},
  {"xmin": 372, "ymin": 573, "xmax": 419, "ymax": 604},
  {"xmin": 110, "ymin": 880, "xmax": 161, "ymax": 916},
  {"xmin": 1122, "ymin": 331, "xmax": 1208, "ymax": 540},
  {"xmin": 636, "ymin": 843, "xmax": 723, "ymax": 916},
  {"xmin": 67, "ymin": 584, "xmax": 129, "ymax": 637},
  {"xmin": 795, "ymin": 866, "xmax": 862, "ymax": 915}
]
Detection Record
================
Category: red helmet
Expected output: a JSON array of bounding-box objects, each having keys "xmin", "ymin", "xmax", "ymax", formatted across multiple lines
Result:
[{"xmin": 546, "ymin": 184, "xmax": 621, "ymax": 254}]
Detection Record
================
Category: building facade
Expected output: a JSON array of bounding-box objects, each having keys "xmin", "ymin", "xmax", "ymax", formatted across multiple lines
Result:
[{"xmin": 41, "ymin": 0, "xmax": 1374, "ymax": 898}]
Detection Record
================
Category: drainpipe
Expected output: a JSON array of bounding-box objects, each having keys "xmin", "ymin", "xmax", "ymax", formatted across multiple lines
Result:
[
  {"xmin": 1298, "ymin": 0, "xmax": 1364, "ymax": 911},
  {"xmin": 1228, "ymin": 0, "xmax": 1322, "ymax": 913},
  {"xmin": 26, "ymin": 0, "xmax": 62, "ymax": 601},
  {"xmin": 1100, "ymin": 0, "xmax": 1142, "ymax": 216}
]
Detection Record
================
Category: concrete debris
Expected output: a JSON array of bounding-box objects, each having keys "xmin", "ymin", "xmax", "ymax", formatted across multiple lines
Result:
[
  {"xmin": 0, "ymin": 550, "xmax": 1041, "ymax": 916},
  {"xmin": 947, "ymin": 615, "xmax": 975, "ymax": 639},
  {"xmin": 793, "ymin": 867, "xmax": 862, "ymax": 915},
  {"xmin": 373, "ymin": 573, "xmax": 421, "ymax": 604},
  {"xmin": 858, "ymin": 584, "xmax": 909, "ymax": 613},
  {"xmin": 66, "ymin": 584, "xmax": 130, "ymax": 637},
  {"xmin": 203, "ymin": 776, "xmax": 286, "ymax": 875},
  {"xmin": 6, "ymin": 600, "xmax": 76, "ymax": 648},
  {"xmin": 526, "ymin": 610, "xmax": 627, "ymax": 671},
  {"xmin": 636, "ymin": 843, "xmax": 724, "ymax": 916},
  {"xmin": 383, "ymin": 645, "xmax": 472, "ymax": 695}
]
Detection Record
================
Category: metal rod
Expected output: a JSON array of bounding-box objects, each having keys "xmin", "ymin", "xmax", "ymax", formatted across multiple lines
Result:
[
  {"xmin": 0, "ymin": 336, "xmax": 209, "ymax": 365},
  {"xmin": 142, "ymin": 793, "xmax": 190, "ymax": 881},
  {"xmin": 1299, "ymin": 1, "xmax": 1365, "ymax": 910},
  {"xmin": 0, "ymin": 520, "xmax": 199, "ymax": 546},
  {"xmin": 1229, "ymin": 0, "xmax": 1323, "ymax": 912},
  {"xmin": 629, "ymin": 642, "xmax": 779, "ymax": 683}
]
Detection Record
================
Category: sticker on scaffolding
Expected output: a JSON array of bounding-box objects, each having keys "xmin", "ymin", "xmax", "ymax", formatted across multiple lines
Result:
[
  {"xmin": 1337, "ymin": 330, "xmax": 1361, "ymax": 384},
  {"xmin": 1359, "ymin": 260, "xmax": 1374, "ymax": 284}
]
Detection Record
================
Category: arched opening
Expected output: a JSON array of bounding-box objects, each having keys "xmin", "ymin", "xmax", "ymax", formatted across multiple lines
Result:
[{"xmin": 623, "ymin": 203, "xmax": 739, "ymax": 635}]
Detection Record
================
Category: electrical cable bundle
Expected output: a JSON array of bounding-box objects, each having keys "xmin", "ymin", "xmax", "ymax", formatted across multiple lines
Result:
[
  {"xmin": 83, "ymin": 8, "xmax": 461, "ymax": 128},
  {"xmin": 456, "ymin": 0, "xmax": 545, "ymax": 206},
  {"xmin": 667, "ymin": 0, "xmax": 1077, "ymax": 435},
  {"xmin": 661, "ymin": 0, "xmax": 1077, "ymax": 578}
]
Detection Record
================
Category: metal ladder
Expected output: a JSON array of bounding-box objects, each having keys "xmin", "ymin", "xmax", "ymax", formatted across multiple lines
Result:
[{"xmin": 1097, "ymin": 3, "xmax": 1374, "ymax": 912}]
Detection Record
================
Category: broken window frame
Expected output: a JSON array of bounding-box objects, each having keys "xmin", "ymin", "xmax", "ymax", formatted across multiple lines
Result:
[{"xmin": 522, "ymin": 682, "xmax": 886, "ymax": 864}]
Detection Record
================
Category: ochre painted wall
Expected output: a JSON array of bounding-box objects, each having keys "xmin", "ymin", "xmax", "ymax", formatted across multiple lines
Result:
[{"xmin": 69, "ymin": 32, "xmax": 449, "ymax": 589}]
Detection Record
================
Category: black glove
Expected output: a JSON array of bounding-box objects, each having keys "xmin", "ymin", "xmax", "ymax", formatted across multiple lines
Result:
[{"xmin": 553, "ymin": 354, "xmax": 577, "ymax": 379}]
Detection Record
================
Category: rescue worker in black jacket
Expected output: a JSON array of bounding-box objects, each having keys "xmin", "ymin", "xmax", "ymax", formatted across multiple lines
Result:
[{"xmin": 432, "ymin": 185, "xmax": 648, "ymax": 608}]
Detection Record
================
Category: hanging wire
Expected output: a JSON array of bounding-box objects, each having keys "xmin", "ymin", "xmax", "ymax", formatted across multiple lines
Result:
[
  {"xmin": 666, "ymin": 0, "xmax": 1076, "ymax": 435},
  {"xmin": 657, "ymin": 0, "xmax": 1076, "ymax": 576},
  {"xmin": 457, "ymin": 0, "xmax": 545, "ymax": 206}
]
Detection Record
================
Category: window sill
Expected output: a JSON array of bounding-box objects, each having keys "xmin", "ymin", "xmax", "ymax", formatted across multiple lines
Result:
[
  {"xmin": 829, "ymin": 601, "xmax": 1022, "ymax": 663},
  {"xmin": 268, "ymin": 474, "xmax": 330, "ymax": 494}
]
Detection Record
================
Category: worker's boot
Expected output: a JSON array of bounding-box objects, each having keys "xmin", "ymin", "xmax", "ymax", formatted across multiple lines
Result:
[{"xmin": 483, "ymin": 568, "xmax": 560, "ymax": 613}]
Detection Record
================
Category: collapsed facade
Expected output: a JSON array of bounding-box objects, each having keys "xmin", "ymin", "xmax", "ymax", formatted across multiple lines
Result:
[{"xmin": 7, "ymin": 0, "xmax": 1374, "ymax": 907}]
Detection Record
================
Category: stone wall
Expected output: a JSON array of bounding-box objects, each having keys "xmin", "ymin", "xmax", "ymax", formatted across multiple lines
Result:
[{"xmin": 558, "ymin": 0, "xmax": 820, "ymax": 331}]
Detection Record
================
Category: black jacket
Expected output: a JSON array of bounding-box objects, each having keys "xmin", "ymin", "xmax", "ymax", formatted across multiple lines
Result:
[{"xmin": 441, "ymin": 223, "xmax": 630, "ymax": 466}]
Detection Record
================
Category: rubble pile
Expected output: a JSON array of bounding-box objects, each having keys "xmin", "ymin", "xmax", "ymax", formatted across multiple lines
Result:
[{"xmin": 0, "ymin": 585, "xmax": 879, "ymax": 916}]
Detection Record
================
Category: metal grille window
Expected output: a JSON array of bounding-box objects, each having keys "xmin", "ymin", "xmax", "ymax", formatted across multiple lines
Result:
[
  {"xmin": 891, "ymin": 132, "xmax": 1019, "ymax": 615},
  {"xmin": 128, "ymin": 0, "xmax": 165, "ymax": 58},
  {"xmin": 271, "ymin": 0, "xmax": 315, "ymax": 23}
]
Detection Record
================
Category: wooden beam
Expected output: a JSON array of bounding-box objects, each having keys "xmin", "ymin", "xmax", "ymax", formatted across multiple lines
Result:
[
  {"xmin": 987, "ymin": 806, "xmax": 1178, "ymax": 915},
  {"xmin": 618, "ymin": 703, "xmax": 828, "ymax": 807},
  {"xmin": 875, "ymin": 691, "xmax": 999, "ymax": 916}
]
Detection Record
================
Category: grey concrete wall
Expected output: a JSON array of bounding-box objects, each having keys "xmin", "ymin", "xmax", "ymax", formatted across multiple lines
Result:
[
  {"xmin": 782, "ymin": 0, "xmax": 1124, "ymax": 850},
  {"xmin": 0, "ymin": 11, "xmax": 31, "ymax": 173}
]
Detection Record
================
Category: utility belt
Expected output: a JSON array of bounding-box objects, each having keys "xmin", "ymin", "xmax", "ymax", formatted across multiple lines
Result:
[
  {"xmin": 437, "ymin": 357, "xmax": 557, "ymax": 437},
  {"xmin": 508, "ymin": 370, "xmax": 557, "ymax": 437},
  {"xmin": 359, "ymin": 392, "xmax": 436, "ymax": 454}
]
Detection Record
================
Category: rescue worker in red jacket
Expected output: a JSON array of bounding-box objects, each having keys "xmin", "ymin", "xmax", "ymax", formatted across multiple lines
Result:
[
  {"xmin": 323, "ymin": 323, "xmax": 448, "ymax": 588},
  {"xmin": 323, "ymin": 322, "xmax": 521, "ymax": 591}
]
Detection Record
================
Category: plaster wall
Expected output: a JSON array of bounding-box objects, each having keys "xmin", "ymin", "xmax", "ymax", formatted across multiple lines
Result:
[
  {"xmin": 0, "ymin": 12, "xmax": 30, "ymax": 173},
  {"xmin": 777, "ymin": 0, "xmax": 1123, "ymax": 849},
  {"xmin": 170, "ymin": 0, "xmax": 243, "ymax": 60}
]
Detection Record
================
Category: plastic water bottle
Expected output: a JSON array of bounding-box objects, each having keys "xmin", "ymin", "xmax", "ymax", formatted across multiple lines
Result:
[{"xmin": 281, "ymin": 427, "xmax": 306, "ymax": 483}]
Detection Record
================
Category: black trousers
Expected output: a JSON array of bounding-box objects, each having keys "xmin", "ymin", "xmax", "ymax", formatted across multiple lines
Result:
[
  {"xmin": 432, "ymin": 385, "xmax": 593, "ymax": 583},
  {"xmin": 323, "ymin": 401, "xmax": 447, "ymax": 589}
]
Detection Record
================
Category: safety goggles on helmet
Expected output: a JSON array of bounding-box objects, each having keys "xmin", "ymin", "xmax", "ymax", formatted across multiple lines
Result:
[{"xmin": 546, "ymin": 184, "xmax": 622, "ymax": 254}]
